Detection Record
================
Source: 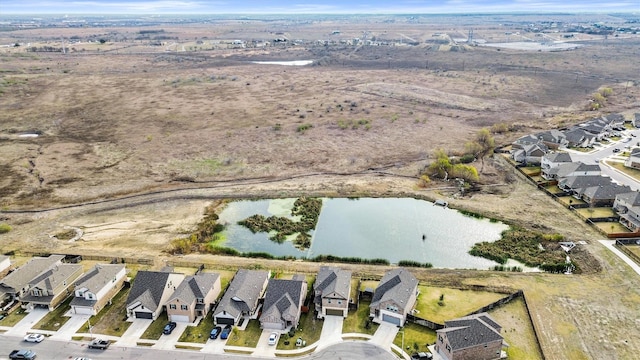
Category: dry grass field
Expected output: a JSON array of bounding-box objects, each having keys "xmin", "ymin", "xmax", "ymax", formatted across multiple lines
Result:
[{"xmin": 1, "ymin": 16, "xmax": 640, "ymax": 360}]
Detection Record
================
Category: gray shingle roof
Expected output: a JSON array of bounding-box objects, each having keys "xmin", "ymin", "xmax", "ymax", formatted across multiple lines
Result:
[
  {"xmin": 0, "ymin": 255, "xmax": 65, "ymax": 293},
  {"xmin": 559, "ymin": 175, "xmax": 612, "ymax": 190},
  {"xmin": 615, "ymin": 191, "xmax": 640, "ymax": 207},
  {"xmin": 581, "ymin": 183, "xmax": 631, "ymax": 201},
  {"xmin": 438, "ymin": 312, "xmax": 503, "ymax": 351},
  {"xmin": 544, "ymin": 152, "xmax": 573, "ymax": 163},
  {"xmin": 72, "ymin": 264, "xmax": 125, "ymax": 293},
  {"xmin": 550, "ymin": 162, "xmax": 600, "ymax": 178},
  {"xmin": 314, "ymin": 266, "xmax": 351, "ymax": 304},
  {"xmin": 168, "ymin": 273, "xmax": 219, "ymax": 304},
  {"xmin": 126, "ymin": 270, "xmax": 174, "ymax": 312},
  {"xmin": 261, "ymin": 278, "xmax": 305, "ymax": 323},
  {"xmin": 29, "ymin": 263, "xmax": 82, "ymax": 291},
  {"xmin": 214, "ymin": 269, "xmax": 269, "ymax": 318},
  {"xmin": 370, "ymin": 268, "xmax": 418, "ymax": 310}
]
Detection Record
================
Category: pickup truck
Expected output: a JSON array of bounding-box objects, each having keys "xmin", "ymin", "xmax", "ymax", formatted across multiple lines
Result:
[
  {"xmin": 88, "ymin": 338, "xmax": 111, "ymax": 349},
  {"xmin": 9, "ymin": 349, "xmax": 37, "ymax": 360}
]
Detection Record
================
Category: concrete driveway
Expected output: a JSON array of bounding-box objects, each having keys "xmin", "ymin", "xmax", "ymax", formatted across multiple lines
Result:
[
  {"xmin": 5, "ymin": 308, "xmax": 48, "ymax": 336},
  {"xmin": 316, "ymin": 315, "xmax": 344, "ymax": 350},
  {"xmin": 253, "ymin": 329, "xmax": 279, "ymax": 357},
  {"xmin": 152, "ymin": 322, "xmax": 188, "ymax": 350},
  {"xmin": 370, "ymin": 322, "xmax": 399, "ymax": 349},
  {"xmin": 113, "ymin": 318, "xmax": 152, "ymax": 347},
  {"xmin": 48, "ymin": 312, "xmax": 90, "ymax": 340},
  {"xmin": 200, "ymin": 335, "xmax": 228, "ymax": 354}
]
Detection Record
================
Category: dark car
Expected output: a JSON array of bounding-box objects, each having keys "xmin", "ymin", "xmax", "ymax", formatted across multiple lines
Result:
[
  {"xmin": 411, "ymin": 352, "xmax": 433, "ymax": 360},
  {"xmin": 209, "ymin": 326, "xmax": 222, "ymax": 339},
  {"xmin": 220, "ymin": 325, "xmax": 232, "ymax": 340},
  {"xmin": 613, "ymin": 148, "xmax": 621, "ymax": 153},
  {"xmin": 163, "ymin": 322, "xmax": 177, "ymax": 335}
]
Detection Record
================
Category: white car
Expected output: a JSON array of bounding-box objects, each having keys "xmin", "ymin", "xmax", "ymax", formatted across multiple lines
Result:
[
  {"xmin": 268, "ymin": 332, "xmax": 278, "ymax": 345},
  {"xmin": 23, "ymin": 333, "xmax": 45, "ymax": 343}
]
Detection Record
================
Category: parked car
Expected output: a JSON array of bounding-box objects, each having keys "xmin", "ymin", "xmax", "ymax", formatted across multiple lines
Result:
[
  {"xmin": 268, "ymin": 332, "xmax": 278, "ymax": 345},
  {"xmin": 9, "ymin": 350, "xmax": 37, "ymax": 360},
  {"xmin": 23, "ymin": 334, "xmax": 45, "ymax": 343},
  {"xmin": 613, "ymin": 148, "xmax": 621, "ymax": 153},
  {"xmin": 87, "ymin": 339, "xmax": 111, "ymax": 350},
  {"xmin": 411, "ymin": 352, "xmax": 433, "ymax": 360},
  {"xmin": 163, "ymin": 321, "xmax": 177, "ymax": 335},
  {"xmin": 210, "ymin": 326, "xmax": 222, "ymax": 339},
  {"xmin": 220, "ymin": 324, "xmax": 232, "ymax": 340}
]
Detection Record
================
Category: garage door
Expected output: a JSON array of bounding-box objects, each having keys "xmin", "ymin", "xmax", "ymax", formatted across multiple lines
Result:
[
  {"xmin": 382, "ymin": 314, "xmax": 401, "ymax": 326},
  {"xmin": 170, "ymin": 314, "xmax": 190, "ymax": 323},
  {"xmin": 215, "ymin": 317, "xmax": 235, "ymax": 325},
  {"xmin": 135, "ymin": 311, "xmax": 153, "ymax": 319},
  {"xmin": 326, "ymin": 309, "xmax": 344, "ymax": 316}
]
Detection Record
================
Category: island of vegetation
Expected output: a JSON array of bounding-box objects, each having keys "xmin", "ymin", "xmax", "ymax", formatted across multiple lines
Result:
[{"xmin": 238, "ymin": 197, "xmax": 322, "ymax": 249}]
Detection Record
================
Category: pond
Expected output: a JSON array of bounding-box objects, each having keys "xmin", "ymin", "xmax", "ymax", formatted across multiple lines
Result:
[{"xmin": 216, "ymin": 198, "xmax": 510, "ymax": 269}]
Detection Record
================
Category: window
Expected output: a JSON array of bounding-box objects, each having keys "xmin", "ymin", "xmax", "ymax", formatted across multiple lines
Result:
[
  {"xmin": 438, "ymin": 335, "xmax": 443, "ymax": 342},
  {"xmin": 169, "ymin": 304, "xmax": 177, "ymax": 310},
  {"xmin": 338, "ymin": 300, "xmax": 342, "ymax": 305},
  {"xmin": 446, "ymin": 344, "xmax": 451, "ymax": 352},
  {"xmin": 327, "ymin": 299, "xmax": 331, "ymax": 304},
  {"xmin": 181, "ymin": 305, "xmax": 188, "ymax": 310}
]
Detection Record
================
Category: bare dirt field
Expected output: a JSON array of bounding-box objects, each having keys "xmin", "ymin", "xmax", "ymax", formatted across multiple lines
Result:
[{"xmin": 1, "ymin": 17, "xmax": 640, "ymax": 360}]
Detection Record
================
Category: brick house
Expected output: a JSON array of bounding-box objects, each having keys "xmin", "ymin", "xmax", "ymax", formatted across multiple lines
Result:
[
  {"xmin": 435, "ymin": 312, "xmax": 504, "ymax": 360},
  {"xmin": 166, "ymin": 272, "xmax": 221, "ymax": 323}
]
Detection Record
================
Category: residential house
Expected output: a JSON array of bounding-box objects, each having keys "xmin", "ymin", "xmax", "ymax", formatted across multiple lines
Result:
[
  {"xmin": 625, "ymin": 148, "xmax": 640, "ymax": 170},
  {"xmin": 259, "ymin": 275, "xmax": 307, "ymax": 331},
  {"xmin": 0, "ymin": 254, "xmax": 65, "ymax": 305},
  {"xmin": 70, "ymin": 264, "xmax": 126, "ymax": 315},
  {"xmin": 213, "ymin": 269, "xmax": 269, "ymax": 326},
  {"xmin": 563, "ymin": 127, "xmax": 596, "ymax": 148},
  {"xmin": 435, "ymin": 312, "xmax": 504, "ymax": 360},
  {"xmin": 126, "ymin": 270, "xmax": 185, "ymax": 320},
  {"xmin": 558, "ymin": 175, "xmax": 612, "ymax": 194},
  {"xmin": 511, "ymin": 143, "xmax": 548, "ymax": 165},
  {"xmin": 20, "ymin": 263, "xmax": 84, "ymax": 310},
  {"xmin": 166, "ymin": 272, "xmax": 221, "ymax": 323},
  {"xmin": 536, "ymin": 130, "xmax": 568, "ymax": 149},
  {"xmin": 369, "ymin": 268, "xmax": 418, "ymax": 327},
  {"xmin": 632, "ymin": 113, "xmax": 640, "ymax": 128},
  {"xmin": 614, "ymin": 191, "xmax": 640, "ymax": 233},
  {"xmin": 511, "ymin": 134, "xmax": 541, "ymax": 150},
  {"xmin": 314, "ymin": 266, "xmax": 352, "ymax": 318},
  {"xmin": 578, "ymin": 183, "xmax": 631, "ymax": 207},
  {"xmin": 543, "ymin": 162, "xmax": 600, "ymax": 181}
]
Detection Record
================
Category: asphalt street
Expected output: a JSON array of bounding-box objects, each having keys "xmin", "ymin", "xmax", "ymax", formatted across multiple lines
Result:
[{"xmin": 0, "ymin": 335, "xmax": 396, "ymax": 360}]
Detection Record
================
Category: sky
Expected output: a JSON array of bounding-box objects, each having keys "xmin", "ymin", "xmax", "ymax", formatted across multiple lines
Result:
[{"xmin": 0, "ymin": 0, "xmax": 638, "ymax": 15}]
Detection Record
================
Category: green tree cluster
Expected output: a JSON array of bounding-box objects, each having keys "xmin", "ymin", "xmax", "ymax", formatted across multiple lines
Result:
[{"xmin": 426, "ymin": 149, "xmax": 479, "ymax": 183}]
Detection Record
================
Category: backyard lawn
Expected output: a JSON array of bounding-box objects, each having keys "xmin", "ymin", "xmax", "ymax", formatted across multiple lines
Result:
[
  {"xmin": 594, "ymin": 222, "xmax": 630, "ymax": 234},
  {"xmin": 226, "ymin": 319, "xmax": 261, "ymax": 347},
  {"xmin": 393, "ymin": 322, "xmax": 436, "ymax": 355},
  {"xmin": 544, "ymin": 186, "xmax": 566, "ymax": 195},
  {"xmin": 179, "ymin": 314, "xmax": 216, "ymax": 344},
  {"xmin": 556, "ymin": 196, "xmax": 586, "ymax": 207},
  {"xmin": 79, "ymin": 285, "xmax": 131, "ymax": 337},
  {"xmin": 33, "ymin": 297, "xmax": 73, "ymax": 331},
  {"xmin": 277, "ymin": 304, "xmax": 322, "ymax": 350},
  {"xmin": 489, "ymin": 297, "xmax": 543, "ymax": 360},
  {"xmin": 342, "ymin": 300, "xmax": 378, "ymax": 335},
  {"xmin": 414, "ymin": 286, "xmax": 505, "ymax": 324},
  {"xmin": 575, "ymin": 207, "xmax": 617, "ymax": 219},
  {"xmin": 140, "ymin": 312, "xmax": 170, "ymax": 340},
  {"xmin": 623, "ymin": 245, "xmax": 640, "ymax": 259},
  {"xmin": 520, "ymin": 166, "xmax": 541, "ymax": 176}
]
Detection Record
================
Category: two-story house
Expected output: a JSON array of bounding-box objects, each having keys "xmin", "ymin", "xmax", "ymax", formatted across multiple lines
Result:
[
  {"xmin": 314, "ymin": 266, "xmax": 351, "ymax": 318},
  {"xmin": 614, "ymin": 191, "xmax": 640, "ymax": 233},
  {"xmin": 0, "ymin": 254, "xmax": 65, "ymax": 305},
  {"xmin": 166, "ymin": 273, "xmax": 221, "ymax": 323},
  {"xmin": 70, "ymin": 264, "xmax": 127, "ymax": 315},
  {"xmin": 21, "ymin": 263, "xmax": 84, "ymax": 310},
  {"xmin": 369, "ymin": 268, "xmax": 418, "ymax": 327}
]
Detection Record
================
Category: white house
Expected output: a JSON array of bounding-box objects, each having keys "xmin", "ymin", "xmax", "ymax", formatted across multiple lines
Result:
[{"xmin": 70, "ymin": 264, "xmax": 127, "ymax": 315}]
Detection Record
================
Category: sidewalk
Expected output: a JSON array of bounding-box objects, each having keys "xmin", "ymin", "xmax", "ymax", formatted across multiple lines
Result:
[{"xmin": 599, "ymin": 240, "xmax": 640, "ymax": 276}]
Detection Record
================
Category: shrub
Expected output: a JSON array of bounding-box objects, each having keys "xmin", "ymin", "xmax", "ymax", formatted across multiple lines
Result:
[
  {"xmin": 297, "ymin": 124, "xmax": 313, "ymax": 133},
  {"xmin": 0, "ymin": 223, "xmax": 12, "ymax": 234}
]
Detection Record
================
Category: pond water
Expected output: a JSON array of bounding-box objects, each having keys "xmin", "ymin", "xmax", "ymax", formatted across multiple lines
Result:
[{"xmin": 217, "ymin": 198, "xmax": 509, "ymax": 269}]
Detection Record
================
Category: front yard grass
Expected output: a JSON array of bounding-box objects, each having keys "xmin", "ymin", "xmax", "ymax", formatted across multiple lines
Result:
[
  {"xmin": 33, "ymin": 297, "xmax": 72, "ymax": 331},
  {"xmin": 140, "ymin": 312, "xmax": 169, "ymax": 340},
  {"xmin": 277, "ymin": 304, "xmax": 322, "ymax": 350},
  {"xmin": 178, "ymin": 313, "xmax": 215, "ymax": 344},
  {"xmin": 79, "ymin": 286, "xmax": 131, "ymax": 337},
  {"xmin": 608, "ymin": 162, "xmax": 640, "ymax": 182},
  {"xmin": 489, "ymin": 297, "xmax": 543, "ymax": 360},
  {"xmin": 226, "ymin": 319, "xmax": 261, "ymax": 347},
  {"xmin": 414, "ymin": 286, "xmax": 505, "ymax": 324},
  {"xmin": 394, "ymin": 322, "xmax": 436, "ymax": 355},
  {"xmin": 575, "ymin": 207, "xmax": 616, "ymax": 219},
  {"xmin": 0, "ymin": 307, "xmax": 28, "ymax": 326},
  {"xmin": 342, "ymin": 299, "xmax": 378, "ymax": 335}
]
